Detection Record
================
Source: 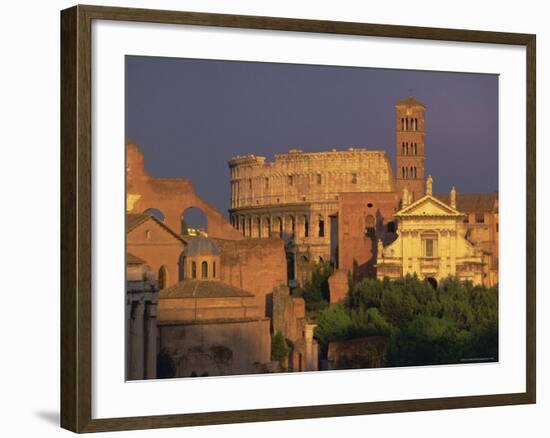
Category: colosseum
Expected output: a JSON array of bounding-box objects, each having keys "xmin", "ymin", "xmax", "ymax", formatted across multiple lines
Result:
[{"xmin": 228, "ymin": 148, "xmax": 398, "ymax": 283}]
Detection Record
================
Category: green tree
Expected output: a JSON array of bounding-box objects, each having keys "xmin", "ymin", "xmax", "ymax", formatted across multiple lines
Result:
[
  {"xmin": 386, "ymin": 315, "xmax": 463, "ymax": 366},
  {"xmin": 293, "ymin": 262, "xmax": 333, "ymax": 318},
  {"xmin": 271, "ymin": 330, "xmax": 290, "ymax": 370},
  {"xmin": 312, "ymin": 275, "xmax": 498, "ymax": 368},
  {"xmin": 314, "ymin": 304, "xmax": 352, "ymax": 345}
]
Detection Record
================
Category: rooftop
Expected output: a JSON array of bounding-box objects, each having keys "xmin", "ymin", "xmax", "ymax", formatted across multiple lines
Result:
[
  {"xmin": 395, "ymin": 96, "xmax": 426, "ymax": 108},
  {"xmin": 126, "ymin": 213, "xmax": 188, "ymax": 243},
  {"xmin": 183, "ymin": 236, "xmax": 220, "ymax": 257},
  {"xmin": 159, "ymin": 280, "xmax": 255, "ymax": 299},
  {"xmin": 435, "ymin": 193, "xmax": 498, "ymax": 213},
  {"xmin": 126, "ymin": 252, "xmax": 146, "ymax": 265}
]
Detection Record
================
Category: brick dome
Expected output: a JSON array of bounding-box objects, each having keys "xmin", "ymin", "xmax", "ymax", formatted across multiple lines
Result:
[{"xmin": 183, "ymin": 236, "xmax": 220, "ymax": 257}]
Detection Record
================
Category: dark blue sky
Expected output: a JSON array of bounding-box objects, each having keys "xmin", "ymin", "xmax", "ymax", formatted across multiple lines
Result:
[{"xmin": 126, "ymin": 56, "xmax": 498, "ymax": 217}]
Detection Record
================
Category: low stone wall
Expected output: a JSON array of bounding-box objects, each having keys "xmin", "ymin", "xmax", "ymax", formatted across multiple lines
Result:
[{"xmin": 158, "ymin": 318, "xmax": 272, "ymax": 378}]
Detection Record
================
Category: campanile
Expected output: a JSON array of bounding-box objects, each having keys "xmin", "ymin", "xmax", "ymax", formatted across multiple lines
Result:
[{"xmin": 395, "ymin": 96, "xmax": 426, "ymax": 202}]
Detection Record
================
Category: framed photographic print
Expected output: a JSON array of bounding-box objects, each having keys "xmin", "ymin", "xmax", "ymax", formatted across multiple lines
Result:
[{"xmin": 60, "ymin": 4, "xmax": 536, "ymax": 433}]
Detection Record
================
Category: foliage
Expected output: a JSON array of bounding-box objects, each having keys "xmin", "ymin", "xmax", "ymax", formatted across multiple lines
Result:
[
  {"xmin": 314, "ymin": 304, "xmax": 352, "ymax": 345},
  {"xmin": 314, "ymin": 275, "xmax": 498, "ymax": 368},
  {"xmin": 271, "ymin": 330, "xmax": 290, "ymax": 369},
  {"xmin": 293, "ymin": 262, "xmax": 333, "ymax": 319}
]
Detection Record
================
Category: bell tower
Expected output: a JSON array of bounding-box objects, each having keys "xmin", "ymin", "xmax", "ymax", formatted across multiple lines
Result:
[{"xmin": 395, "ymin": 96, "xmax": 426, "ymax": 203}]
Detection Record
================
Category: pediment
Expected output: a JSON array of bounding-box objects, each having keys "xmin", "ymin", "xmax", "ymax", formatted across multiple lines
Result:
[{"xmin": 397, "ymin": 195, "xmax": 463, "ymax": 217}]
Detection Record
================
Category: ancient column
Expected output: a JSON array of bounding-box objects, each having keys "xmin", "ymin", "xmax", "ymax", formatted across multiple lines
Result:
[
  {"xmin": 130, "ymin": 301, "xmax": 145, "ymax": 380},
  {"xmin": 145, "ymin": 302, "xmax": 157, "ymax": 379},
  {"xmin": 126, "ymin": 300, "xmax": 132, "ymax": 379}
]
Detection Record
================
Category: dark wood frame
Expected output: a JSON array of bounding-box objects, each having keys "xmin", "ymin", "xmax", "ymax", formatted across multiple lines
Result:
[{"xmin": 61, "ymin": 4, "xmax": 536, "ymax": 433}]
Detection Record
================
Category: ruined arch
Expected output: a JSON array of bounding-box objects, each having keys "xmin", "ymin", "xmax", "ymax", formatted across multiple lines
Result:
[
  {"xmin": 129, "ymin": 142, "xmax": 243, "ymax": 241},
  {"xmin": 181, "ymin": 207, "xmax": 208, "ymax": 236}
]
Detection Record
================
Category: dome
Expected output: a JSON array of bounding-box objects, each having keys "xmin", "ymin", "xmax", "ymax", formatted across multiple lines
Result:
[{"xmin": 183, "ymin": 236, "xmax": 220, "ymax": 257}]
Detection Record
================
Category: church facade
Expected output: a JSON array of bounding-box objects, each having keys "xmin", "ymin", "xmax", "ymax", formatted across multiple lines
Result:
[{"xmin": 376, "ymin": 178, "xmax": 485, "ymax": 286}]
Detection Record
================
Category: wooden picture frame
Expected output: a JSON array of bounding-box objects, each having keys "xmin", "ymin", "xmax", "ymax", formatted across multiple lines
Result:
[{"xmin": 60, "ymin": 4, "xmax": 536, "ymax": 433}]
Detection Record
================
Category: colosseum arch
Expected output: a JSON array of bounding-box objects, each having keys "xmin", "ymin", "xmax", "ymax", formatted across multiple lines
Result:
[
  {"xmin": 285, "ymin": 215, "xmax": 296, "ymax": 238},
  {"xmin": 261, "ymin": 216, "xmax": 271, "ymax": 237},
  {"xmin": 254, "ymin": 217, "xmax": 261, "ymax": 238},
  {"xmin": 275, "ymin": 217, "xmax": 283, "ymax": 238},
  {"xmin": 299, "ymin": 215, "xmax": 309, "ymax": 238},
  {"xmin": 317, "ymin": 215, "xmax": 325, "ymax": 238}
]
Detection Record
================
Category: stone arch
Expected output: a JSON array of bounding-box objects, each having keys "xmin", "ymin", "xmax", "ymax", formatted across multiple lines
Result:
[
  {"xmin": 275, "ymin": 217, "xmax": 283, "ymax": 238},
  {"xmin": 261, "ymin": 216, "xmax": 271, "ymax": 237},
  {"xmin": 143, "ymin": 208, "xmax": 165, "ymax": 222},
  {"xmin": 181, "ymin": 207, "xmax": 208, "ymax": 236},
  {"xmin": 286, "ymin": 215, "xmax": 296, "ymax": 238},
  {"xmin": 129, "ymin": 142, "xmax": 243, "ymax": 241},
  {"xmin": 201, "ymin": 260, "xmax": 208, "ymax": 279},
  {"xmin": 254, "ymin": 216, "xmax": 261, "ymax": 238},
  {"xmin": 240, "ymin": 216, "xmax": 246, "ymax": 235},
  {"xmin": 300, "ymin": 215, "xmax": 310, "ymax": 238}
]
